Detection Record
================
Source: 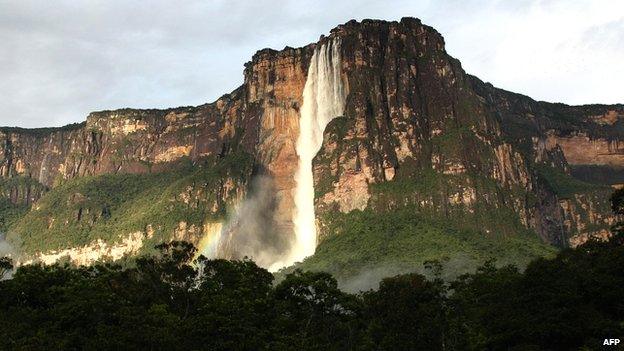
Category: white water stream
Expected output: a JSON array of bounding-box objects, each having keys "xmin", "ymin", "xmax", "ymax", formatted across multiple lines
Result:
[
  {"xmin": 195, "ymin": 39, "xmax": 346, "ymax": 272},
  {"xmin": 287, "ymin": 38, "xmax": 346, "ymax": 266}
]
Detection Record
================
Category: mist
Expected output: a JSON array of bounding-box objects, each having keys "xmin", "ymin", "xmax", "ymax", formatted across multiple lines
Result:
[
  {"xmin": 338, "ymin": 254, "xmax": 484, "ymax": 293},
  {"xmin": 219, "ymin": 175, "xmax": 293, "ymax": 270},
  {"xmin": 0, "ymin": 232, "xmax": 16, "ymax": 257}
]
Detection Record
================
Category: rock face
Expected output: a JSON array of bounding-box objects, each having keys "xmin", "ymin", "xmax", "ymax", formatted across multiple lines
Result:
[
  {"xmin": 0, "ymin": 95, "xmax": 249, "ymax": 189},
  {"xmin": 1, "ymin": 18, "xmax": 623, "ymax": 264},
  {"xmin": 20, "ymin": 231, "xmax": 147, "ymax": 266}
]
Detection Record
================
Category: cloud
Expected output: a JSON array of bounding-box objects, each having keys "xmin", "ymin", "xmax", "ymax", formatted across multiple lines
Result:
[{"xmin": 0, "ymin": 0, "xmax": 622, "ymax": 128}]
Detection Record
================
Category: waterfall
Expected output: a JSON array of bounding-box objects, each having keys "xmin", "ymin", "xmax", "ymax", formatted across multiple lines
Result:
[
  {"xmin": 195, "ymin": 39, "xmax": 345, "ymax": 271},
  {"xmin": 289, "ymin": 38, "xmax": 346, "ymax": 265}
]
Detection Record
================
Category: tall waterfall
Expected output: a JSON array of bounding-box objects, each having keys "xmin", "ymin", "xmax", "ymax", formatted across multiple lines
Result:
[{"xmin": 290, "ymin": 38, "xmax": 346, "ymax": 265}]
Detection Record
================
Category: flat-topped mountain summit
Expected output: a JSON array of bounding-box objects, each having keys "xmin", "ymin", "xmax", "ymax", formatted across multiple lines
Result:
[{"xmin": 1, "ymin": 18, "xmax": 622, "ymax": 278}]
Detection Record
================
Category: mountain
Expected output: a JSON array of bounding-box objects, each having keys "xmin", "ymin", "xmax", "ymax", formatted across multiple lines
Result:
[{"xmin": 1, "ymin": 18, "xmax": 622, "ymax": 280}]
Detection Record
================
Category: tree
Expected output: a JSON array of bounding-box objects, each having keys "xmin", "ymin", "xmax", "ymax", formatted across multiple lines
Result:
[
  {"xmin": 0, "ymin": 257, "xmax": 12, "ymax": 280},
  {"xmin": 363, "ymin": 273, "xmax": 450, "ymax": 350},
  {"xmin": 181, "ymin": 258, "xmax": 277, "ymax": 350},
  {"xmin": 273, "ymin": 269, "xmax": 363, "ymax": 350}
]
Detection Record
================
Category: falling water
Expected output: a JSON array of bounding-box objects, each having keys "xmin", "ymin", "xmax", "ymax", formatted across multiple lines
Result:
[
  {"xmin": 290, "ymin": 38, "xmax": 346, "ymax": 265},
  {"xmin": 193, "ymin": 39, "xmax": 345, "ymax": 271}
]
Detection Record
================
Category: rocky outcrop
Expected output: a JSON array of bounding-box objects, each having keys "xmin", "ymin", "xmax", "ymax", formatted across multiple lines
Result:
[
  {"xmin": 544, "ymin": 133, "xmax": 624, "ymax": 167},
  {"xmin": 243, "ymin": 47, "xmax": 312, "ymax": 238},
  {"xmin": 21, "ymin": 231, "xmax": 147, "ymax": 266},
  {"xmin": 1, "ymin": 18, "xmax": 622, "ymax": 264},
  {"xmin": 0, "ymin": 93, "xmax": 249, "ymax": 190}
]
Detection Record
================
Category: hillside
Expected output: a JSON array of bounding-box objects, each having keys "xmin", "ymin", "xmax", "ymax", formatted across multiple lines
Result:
[{"xmin": 1, "ymin": 18, "xmax": 622, "ymax": 279}]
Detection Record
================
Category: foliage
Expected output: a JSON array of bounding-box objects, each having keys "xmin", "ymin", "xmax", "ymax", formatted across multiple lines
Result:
[
  {"xmin": 0, "ymin": 198, "xmax": 28, "ymax": 233},
  {"xmin": 7, "ymin": 152, "xmax": 253, "ymax": 254},
  {"xmin": 0, "ymin": 234, "xmax": 622, "ymax": 350},
  {"xmin": 1, "ymin": 184, "xmax": 623, "ymax": 349},
  {"xmin": 570, "ymin": 165, "xmax": 624, "ymax": 185},
  {"xmin": 611, "ymin": 188, "xmax": 624, "ymax": 215},
  {"xmin": 288, "ymin": 207, "xmax": 555, "ymax": 286},
  {"xmin": 450, "ymin": 239, "xmax": 624, "ymax": 350},
  {"xmin": 369, "ymin": 168, "xmax": 542, "ymax": 238},
  {"xmin": 0, "ymin": 122, "xmax": 85, "ymax": 136},
  {"xmin": 0, "ymin": 257, "xmax": 12, "ymax": 280},
  {"xmin": 362, "ymin": 273, "xmax": 449, "ymax": 350},
  {"xmin": 535, "ymin": 163, "xmax": 609, "ymax": 199},
  {"xmin": 0, "ymin": 176, "xmax": 46, "ymax": 232}
]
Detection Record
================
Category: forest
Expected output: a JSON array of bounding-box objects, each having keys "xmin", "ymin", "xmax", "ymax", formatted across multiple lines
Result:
[{"xmin": 1, "ymin": 190, "xmax": 623, "ymax": 350}]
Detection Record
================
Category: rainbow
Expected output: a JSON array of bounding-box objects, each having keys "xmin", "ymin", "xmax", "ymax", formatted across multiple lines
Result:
[{"xmin": 195, "ymin": 222, "xmax": 224, "ymax": 260}]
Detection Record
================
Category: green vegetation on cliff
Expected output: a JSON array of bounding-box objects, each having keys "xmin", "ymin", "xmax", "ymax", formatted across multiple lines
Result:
[
  {"xmin": 7, "ymin": 153, "xmax": 253, "ymax": 254},
  {"xmin": 0, "ymin": 122, "xmax": 85, "ymax": 136},
  {"xmin": 369, "ymin": 168, "xmax": 538, "ymax": 238},
  {"xmin": 288, "ymin": 207, "xmax": 556, "ymax": 289},
  {"xmin": 535, "ymin": 163, "xmax": 610, "ymax": 199},
  {"xmin": 0, "ymin": 176, "xmax": 47, "ymax": 232},
  {"xmin": 0, "ymin": 198, "xmax": 27, "ymax": 233}
]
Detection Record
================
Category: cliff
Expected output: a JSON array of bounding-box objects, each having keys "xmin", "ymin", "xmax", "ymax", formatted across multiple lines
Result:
[{"xmin": 1, "ymin": 18, "xmax": 621, "ymax": 269}]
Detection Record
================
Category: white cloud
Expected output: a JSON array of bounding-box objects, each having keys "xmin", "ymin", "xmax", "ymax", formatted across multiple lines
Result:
[
  {"xmin": 439, "ymin": 0, "xmax": 624, "ymax": 104},
  {"xmin": 0, "ymin": 0, "xmax": 621, "ymax": 128}
]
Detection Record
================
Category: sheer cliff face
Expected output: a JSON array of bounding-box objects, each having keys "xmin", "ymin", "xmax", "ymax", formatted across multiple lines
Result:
[
  {"xmin": 0, "ymin": 93, "xmax": 249, "ymax": 188},
  {"xmin": 1, "ymin": 18, "xmax": 622, "ymax": 262},
  {"xmin": 308, "ymin": 19, "xmax": 622, "ymax": 247},
  {"xmin": 243, "ymin": 46, "xmax": 312, "ymax": 237}
]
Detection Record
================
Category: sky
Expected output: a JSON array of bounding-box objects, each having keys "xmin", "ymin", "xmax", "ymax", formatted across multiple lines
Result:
[{"xmin": 0, "ymin": 0, "xmax": 622, "ymax": 128}]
